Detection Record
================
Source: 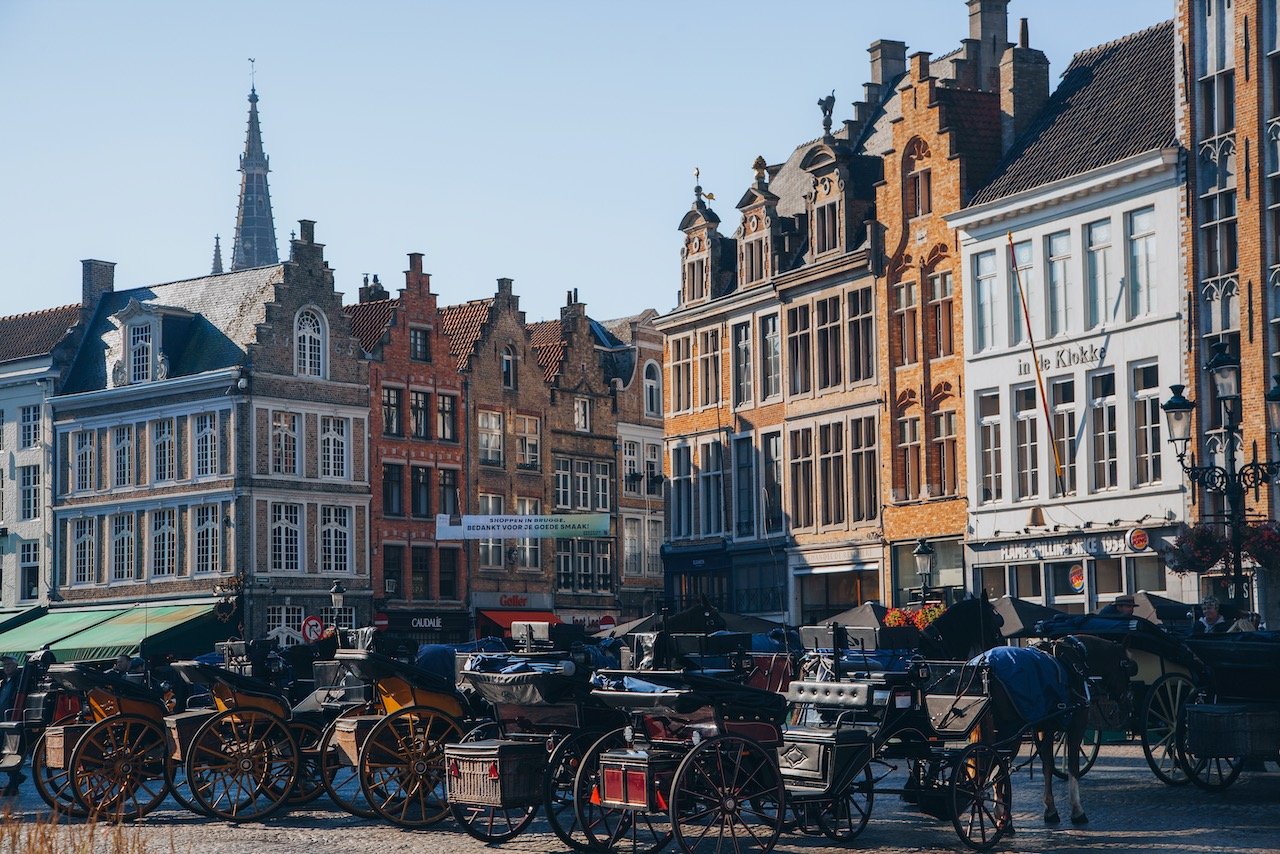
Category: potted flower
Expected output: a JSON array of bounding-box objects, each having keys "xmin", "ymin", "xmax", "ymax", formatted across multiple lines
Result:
[
  {"xmin": 1243, "ymin": 519, "xmax": 1280, "ymax": 574},
  {"xmin": 1159, "ymin": 523, "xmax": 1229, "ymax": 574}
]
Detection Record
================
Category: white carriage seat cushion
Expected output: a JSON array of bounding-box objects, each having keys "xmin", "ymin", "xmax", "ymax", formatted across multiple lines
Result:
[{"xmin": 786, "ymin": 680, "xmax": 871, "ymax": 708}]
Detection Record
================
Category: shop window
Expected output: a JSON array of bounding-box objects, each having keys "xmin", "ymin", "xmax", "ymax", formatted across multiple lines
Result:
[
  {"xmin": 1012, "ymin": 563, "xmax": 1041, "ymax": 598},
  {"xmin": 979, "ymin": 566, "xmax": 1007, "ymax": 599},
  {"xmin": 1132, "ymin": 555, "xmax": 1166, "ymax": 592},
  {"xmin": 1094, "ymin": 558, "xmax": 1123, "ymax": 595}
]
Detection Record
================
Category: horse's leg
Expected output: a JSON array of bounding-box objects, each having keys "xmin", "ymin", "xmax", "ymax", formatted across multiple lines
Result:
[
  {"xmin": 1069, "ymin": 712, "xmax": 1088, "ymax": 824},
  {"xmin": 1039, "ymin": 728, "xmax": 1060, "ymax": 824}
]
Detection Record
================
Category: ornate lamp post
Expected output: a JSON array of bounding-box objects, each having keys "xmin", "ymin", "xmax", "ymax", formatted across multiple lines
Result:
[
  {"xmin": 1162, "ymin": 342, "xmax": 1280, "ymax": 613},
  {"xmin": 913, "ymin": 538, "xmax": 935, "ymax": 603}
]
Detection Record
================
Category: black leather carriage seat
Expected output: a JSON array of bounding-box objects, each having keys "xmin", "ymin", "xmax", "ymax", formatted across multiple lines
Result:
[
  {"xmin": 786, "ymin": 680, "xmax": 872, "ymax": 709},
  {"xmin": 46, "ymin": 663, "xmax": 167, "ymax": 709}
]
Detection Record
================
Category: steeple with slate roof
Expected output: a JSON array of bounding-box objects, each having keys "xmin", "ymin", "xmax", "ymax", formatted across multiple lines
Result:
[
  {"xmin": 211, "ymin": 234, "xmax": 224, "ymax": 274},
  {"xmin": 231, "ymin": 88, "xmax": 279, "ymax": 270}
]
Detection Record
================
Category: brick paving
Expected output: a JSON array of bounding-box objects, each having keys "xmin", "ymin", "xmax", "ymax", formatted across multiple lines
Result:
[{"xmin": 8, "ymin": 745, "xmax": 1278, "ymax": 853}]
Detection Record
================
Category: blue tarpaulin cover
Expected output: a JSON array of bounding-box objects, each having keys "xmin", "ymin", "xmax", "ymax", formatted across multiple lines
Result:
[{"xmin": 972, "ymin": 646, "xmax": 1069, "ymax": 726}]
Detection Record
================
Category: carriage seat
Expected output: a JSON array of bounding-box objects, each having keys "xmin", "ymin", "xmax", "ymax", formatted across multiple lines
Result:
[{"xmin": 787, "ymin": 680, "xmax": 871, "ymax": 709}]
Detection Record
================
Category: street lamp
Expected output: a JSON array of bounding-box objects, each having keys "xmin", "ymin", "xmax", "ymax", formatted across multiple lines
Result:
[
  {"xmin": 1162, "ymin": 342, "xmax": 1280, "ymax": 615},
  {"xmin": 329, "ymin": 580, "xmax": 347, "ymax": 610},
  {"xmin": 913, "ymin": 538, "xmax": 935, "ymax": 602}
]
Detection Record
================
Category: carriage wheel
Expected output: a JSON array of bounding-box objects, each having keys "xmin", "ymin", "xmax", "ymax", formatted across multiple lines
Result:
[
  {"xmin": 68, "ymin": 714, "xmax": 169, "ymax": 822},
  {"xmin": 185, "ymin": 708, "xmax": 298, "ymax": 822},
  {"xmin": 1177, "ymin": 701, "xmax": 1244, "ymax": 792},
  {"xmin": 669, "ymin": 735, "xmax": 784, "ymax": 854},
  {"xmin": 31, "ymin": 727, "xmax": 88, "ymax": 818},
  {"xmin": 358, "ymin": 705, "xmax": 463, "ymax": 828},
  {"xmin": 1050, "ymin": 725, "xmax": 1102, "ymax": 780},
  {"xmin": 318, "ymin": 707, "xmax": 376, "ymax": 817},
  {"xmin": 163, "ymin": 755, "xmax": 211, "ymax": 816},
  {"xmin": 546, "ymin": 729, "xmax": 610, "ymax": 851},
  {"xmin": 573, "ymin": 728, "xmax": 670, "ymax": 854},
  {"xmin": 816, "ymin": 762, "xmax": 874, "ymax": 840},
  {"xmin": 1140, "ymin": 674, "xmax": 1193, "ymax": 786},
  {"xmin": 949, "ymin": 744, "xmax": 1011, "ymax": 851},
  {"xmin": 283, "ymin": 720, "xmax": 325, "ymax": 806},
  {"xmin": 448, "ymin": 723, "xmax": 540, "ymax": 843}
]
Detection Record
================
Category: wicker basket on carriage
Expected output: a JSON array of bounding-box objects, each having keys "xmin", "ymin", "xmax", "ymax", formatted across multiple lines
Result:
[
  {"xmin": 1186, "ymin": 703, "xmax": 1280, "ymax": 758},
  {"xmin": 445, "ymin": 739, "xmax": 547, "ymax": 808},
  {"xmin": 41, "ymin": 722, "xmax": 93, "ymax": 770}
]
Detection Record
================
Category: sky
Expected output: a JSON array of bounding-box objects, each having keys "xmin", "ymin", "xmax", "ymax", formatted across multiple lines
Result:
[{"xmin": 0, "ymin": 0, "xmax": 1175, "ymax": 326}]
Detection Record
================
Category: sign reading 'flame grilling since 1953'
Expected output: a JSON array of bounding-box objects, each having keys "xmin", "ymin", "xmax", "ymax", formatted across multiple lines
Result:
[{"xmin": 434, "ymin": 513, "xmax": 611, "ymax": 540}]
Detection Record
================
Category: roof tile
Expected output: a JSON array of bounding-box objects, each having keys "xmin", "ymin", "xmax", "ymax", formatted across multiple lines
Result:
[
  {"xmin": 0, "ymin": 303, "xmax": 80, "ymax": 365},
  {"xmin": 528, "ymin": 319, "xmax": 566, "ymax": 383},
  {"xmin": 439, "ymin": 297, "xmax": 494, "ymax": 371},
  {"xmin": 343, "ymin": 299, "xmax": 398, "ymax": 353}
]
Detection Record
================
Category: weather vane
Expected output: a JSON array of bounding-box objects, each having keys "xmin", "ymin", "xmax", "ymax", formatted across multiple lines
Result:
[{"xmin": 249, "ymin": 57, "xmax": 256, "ymax": 89}]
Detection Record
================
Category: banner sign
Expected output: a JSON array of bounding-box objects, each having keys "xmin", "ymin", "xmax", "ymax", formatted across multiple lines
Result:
[{"xmin": 435, "ymin": 514, "xmax": 610, "ymax": 540}]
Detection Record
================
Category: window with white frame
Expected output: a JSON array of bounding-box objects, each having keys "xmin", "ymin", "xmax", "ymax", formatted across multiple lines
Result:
[
  {"xmin": 685, "ymin": 258, "xmax": 706, "ymax": 302},
  {"xmin": 931, "ymin": 410, "xmax": 958, "ymax": 498},
  {"xmin": 271, "ymin": 412, "xmax": 298, "ymax": 475},
  {"xmin": 893, "ymin": 282, "xmax": 918, "ymax": 366},
  {"xmin": 129, "ymin": 323, "xmax": 152, "ymax": 384},
  {"xmin": 478, "ymin": 494, "xmax": 504, "ymax": 566},
  {"xmin": 815, "ymin": 201, "xmax": 839, "ymax": 254},
  {"xmin": 732, "ymin": 322, "xmax": 753, "ymax": 406},
  {"xmin": 671, "ymin": 446, "xmax": 693, "ymax": 538},
  {"xmin": 1051, "ymin": 378, "xmax": 1078, "ymax": 496},
  {"xmin": 113, "ymin": 425, "xmax": 133, "ymax": 487},
  {"xmin": 320, "ymin": 606, "xmax": 356, "ymax": 630},
  {"xmin": 788, "ymin": 428, "xmax": 814, "ymax": 529},
  {"xmin": 646, "ymin": 519, "xmax": 663, "ymax": 576},
  {"xmin": 1014, "ymin": 387, "xmax": 1039, "ymax": 500},
  {"xmin": 20, "ymin": 466, "xmax": 39, "ymax": 520},
  {"xmin": 1009, "ymin": 241, "xmax": 1033, "ymax": 346},
  {"xmin": 743, "ymin": 236, "xmax": 766, "ymax": 284},
  {"xmin": 1086, "ymin": 220, "xmax": 1114, "ymax": 328},
  {"xmin": 698, "ymin": 329, "xmax": 721, "ymax": 406},
  {"xmin": 112, "ymin": 514, "xmax": 134, "ymax": 581},
  {"xmin": 898, "ymin": 416, "xmax": 921, "ymax": 501},
  {"xmin": 19, "ymin": 543, "xmax": 38, "ymax": 601},
  {"xmin": 1128, "ymin": 207, "xmax": 1159, "ymax": 319},
  {"xmin": 574, "ymin": 460, "xmax": 591, "ymax": 509},
  {"xmin": 699, "ymin": 442, "xmax": 723, "ymax": 535},
  {"xmin": 438, "ymin": 469, "xmax": 458, "ymax": 515},
  {"xmin": 478, "ymin": 410, "xmax": 504, "ymax": 465},
  {"xmin": 973, "ymin": 250, "xmax": 998, "ymax": 352},
  {"xmin": 410, "ymin": 327, "xmax": 432, "ymax": 363},
  {"xmin": 574, "ymin": 398, "xmax": 591, "ymax": 432},
  {"xmin": 623, "ymin": 441, "xmax": 641, "ymax": 496},
  {"xmin": 760, "ymin": 314, "xmax": 781, "ymax": 399},
  {"xmin": 555, "ymin": 458, "xmax": 572, "ymax": 508},
  {"xmin": 977, "ymin": 392, "xmax": 1003, "ymax": 504},
  {"xmin": 645, "ymin": 442, "xmax": 663, "ymax": 497},
  {"xmin": 270, "ymin": 503, "xmax": 301, "ymax": 573},
  {"xmin": 644, "ymin": 363, "xmax": 662, "ymax": 417},
  {"xmin": 1046, "ymin": 231, "xmax": 1071, "ymax": 337},
  {"xmin": 20, "ymin": 405, "xmax": 40, "ymax": 449},
  {"xmin": 816, "ymin": 296, "xmax": 842, "ymax": 389},
  {"xmin": 74, "ymin": 430, "xmax": 94, "ymax": 492},
  {"xmin": 516, "ymin": 415, "xmax": 540, "ymax": 468},
  {"xmin": 787, "ymin": 305, "xmax": 812, "ymax": 395},
  {"xmin": 151, "ymin": 508, "xmax": 176, "ymax": 576},
  {"xmin": 818, "ymin": 422, "xmax": 845, "ymax": 526},
  {"xmin": 320, "ymin": 416, "xmax": 347, "ymax": 478},
  {"xmin": 152, "ymin": 419, "xmax": 175, "ymax": 482},
  {"xmin": 595, "ymin": 541, "xmax": 612, "ymax": 592},
  {"xmin": 410, "ymin": 391, "xmax": 429, "ymax": 439},
  {"xmin": 295, "ymin": 309, "xmax": 325, "ymax": 378},
  {"xmin": 437, "ymin": 394, "xmax": 457, "ymax": 441},
  {"xmin": 1133, "ymin": 363, "xmax": 1163, "ymax": 485},
  {"xmin": 556, "ymin": 539, "xmax": 574, "ymax": 591},
  {"xmin": 928, "ymin": 273, "xmax": 954, "ymax": 359},
  {"xmin": 847, "ymin": 287, "xmax": 875, "ymax": 382},
  {"xmin": 266, "ymin": 605, "xmax": 305, "ymax": 646},
  {"xmin": 321, "ymin": 506, "xmax": 351, "ymax": 574},
  {"xmin": 382, "ymin": 387, "xmax": 403, "ymax": 436},
  {"xmin": 733, "ymin": 436, "xmax": 755, "ymax": 538},
  {"xmin": 72, "ymin": 518, "xmax": 95, "ymax": 585},
  {"xmin": 593, "ymin": 462, "xmax": 610, "ymax": 511},
  {"xmin": 624, "ymin": 517, "xmax": 642, "ymax": 576},
  {"xmin": 195, "ymin": 413, "xmax": 219, "ymax": 478},
  {"xmin": 194, "ymin": 505, "xmax": 220, "ymax": 574},
  {"xmin": 671, "ymin": 336, "xmax": 693, "ymax": 412},
  {"xmin": 410, "ymin": 466, "xmax": 431, "ymax": 517},
  {"xmin": 849, "ymin": 416, "xmax": 878, "ymax": 521},
  {"xmin": 501, "ymin": 347, "xmax": 517, "ymax": 390},
  {"xmin": 514, "ymin": 497, "xmax": 540, "ymax": 568},
  {"xmin": 1091, "ymin": 371, "xmax": 1118, "ymax": 490},
  {"xmin": 762, "ymin": 432, "xmax": 784, "ymax": 535}
]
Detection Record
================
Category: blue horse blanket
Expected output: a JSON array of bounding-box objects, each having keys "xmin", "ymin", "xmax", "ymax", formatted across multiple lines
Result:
[{"xmin": 970, "ymin": 646, "xmax": 1070, "ymax": 726}]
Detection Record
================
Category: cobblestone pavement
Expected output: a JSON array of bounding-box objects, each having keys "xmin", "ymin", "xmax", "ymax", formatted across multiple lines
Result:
[{"xmin": 8, "ymin": 745, "xmax": 1279, "ymax": 853}]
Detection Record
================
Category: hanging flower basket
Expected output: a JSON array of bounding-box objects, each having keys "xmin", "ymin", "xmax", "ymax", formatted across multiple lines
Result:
[
  {"xmin": 1159, "ymin": 523, "xmax": 1229, "ymax": 575},
  {"xmin": 1243, "ymin": 520, "xmax": 1280, "ymax": 574},
  {"xmin": 883, "ymin": 604, "xmax": 946, "ymax": 631}
]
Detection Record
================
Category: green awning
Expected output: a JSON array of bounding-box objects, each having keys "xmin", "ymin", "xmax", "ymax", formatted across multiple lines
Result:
[
  {"xmin": 0, "ymin": 608, "xmax": 129, "ymax": 662},
  {"xmin": 48, "ymin": 604, "xmax": 220, "ymax": 663},
  {"xmin": 0, "ymin": 607, "xmax": 45, "ymax": 636}
]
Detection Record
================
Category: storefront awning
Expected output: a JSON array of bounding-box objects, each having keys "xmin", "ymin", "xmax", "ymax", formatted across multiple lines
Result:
[
  {"xmin": 0, "ymin": 607, "xmax": 130, "ymax": 662},
  {"xmin": 477, "ymin": 610, "xmax": 561, "ymax": 632},
  {"xmin": 47, "ymin": 604, "xmax": 222, "ymax": 663}
]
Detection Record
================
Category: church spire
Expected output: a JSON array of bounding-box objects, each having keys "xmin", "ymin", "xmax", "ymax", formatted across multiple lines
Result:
[
  {"xmin": 230, "ymin": 81, "xmax": 279, "ymax": 270},
  {"xmin": 211, "ymin": 234, "xmax": 224, "ymax": 274}
]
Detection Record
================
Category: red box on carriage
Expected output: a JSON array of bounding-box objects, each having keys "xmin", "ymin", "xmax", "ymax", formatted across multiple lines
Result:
[{"xmin": 597, "ymin": 747, "xmax": 681, "ymax": 812}]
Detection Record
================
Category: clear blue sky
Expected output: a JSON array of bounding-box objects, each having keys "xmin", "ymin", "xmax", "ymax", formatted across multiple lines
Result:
[{"xmin": 0, "ymin": 1, "xmax": 1173, "ymax": 325}]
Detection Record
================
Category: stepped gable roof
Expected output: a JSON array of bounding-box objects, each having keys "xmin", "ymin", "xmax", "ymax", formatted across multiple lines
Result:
[
  {"xmin": 0, "ymin": 303, "xmax": 80, "ymax": 365},
  {"xmin": 528, "ymin": 319, "xmax": 566, "ymax": 383},
  {"xmin": 439, "ymin": 297, "xmax": 494, "ymax": 371},
  {"xmin": 62, "ymin": 265, "xmax": 282, "ymax": 393},
  {"xmin": 344, "ymin": 298, "xmax": 399, "ymax": 354},
  {"xmin": 971, "ymin": 20, "xmax": 1176, "ymax": 206}
]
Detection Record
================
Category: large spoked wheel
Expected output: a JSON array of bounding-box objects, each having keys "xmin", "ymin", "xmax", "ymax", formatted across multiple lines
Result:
[
  {"xmin": 358, "ymin": 705, "xmax": 463, "ymax": 828},
  {"xmin": 1050, "ymin": 725, "xmax": 1102, "ymax": 780},
  {"xmin": 1177, "ymin": 701, "xmax": 1245, "ymax": 791},
  {"xmin": 573, "ymin": 729, "xmax": 671, "ymax": 854},
  {"xmin": 284, "ymin": 720, "xmax": 326, "ymax": 806},
  {"xmin": 185, "ymin": 708, "xmax": 299, "ymax": 822},
  {"xmin": 163, "ymin": 755, "xmax": 211, "ymax": 816},
  {"xmin": 1140, "ymin": 674, "xmax": 1194, "ymax": 786},
  {"xmin": 546, "ymin": 729, "xmax": 608, "ymax": 851},
  {"xmin": 669, "ymin": 735, "xmax": 784, "ymax": 854},
  {"xmin": 449, "ymin": 724, "xmax": 540, "ymax": 843},
  {"xmin": 68, "ymin": 714, "xmax": 169, "ymax": 822},
  {"xmin": 318, "ymin": 714, "xmax": 375, "ymax": 818},
  {"xmin": 816, "ymin": 762, "xmax": 874, "ymax": 841},
  {"xmin": 31, "ymin": 726, "xmax": 88, "ymax": 818},
  {"xmin": 949, "ymin": 744, "xmax": 1012, "ymax": 852}
]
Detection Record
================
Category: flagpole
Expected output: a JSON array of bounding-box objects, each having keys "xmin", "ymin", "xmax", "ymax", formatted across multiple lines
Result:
[{"xmin": 1007, "ymin": 232, "xmax": 1064, "ymax": 491}]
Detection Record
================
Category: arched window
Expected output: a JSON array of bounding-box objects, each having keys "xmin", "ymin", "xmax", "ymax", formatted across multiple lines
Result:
[
  {"xmin": 501, "ymin": 346, "xmax": 517, "ymax": 389},
  {"xmin": 644, "ymin": 362, "xmax": 662, "ymax": 416},
  {"xmin": 295, "ymin": 309, "xmax": 326, "ymax": 378},
  {"xmin": 905, "ymin": 138, "xmax": 932, "ymax": 219}
]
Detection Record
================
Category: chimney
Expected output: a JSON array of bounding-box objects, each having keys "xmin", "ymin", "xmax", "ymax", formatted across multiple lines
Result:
[
  {"xmin": 909, "ymin": 51, "xmax": 932, "ymax": 82},
  {"xmin": 404, "ymin": 252, "xmax": 431, "ymax": 295},
  {"xmin": 967, "ymin": 0, "xmax": 1011, "ymax": 92},
  {"xmin": 1000, "ymin": 19, "xmax": 1050, "ymax": 152},
  {"xmin": 298, "ymin": 220, "xmax": 316, "ymax": 244},
  {"xmin": 868, "ymin": 40, "xmax": 907, "ymax": 86},
  {"xmin": 358, "ymin": 273, "xmax": 390, "ymax": 303},
  {"xmin": 289, "ymin": 219, "xmax": 324, "ymax": 268},
  {"xmin": 81, "ymin": 259, "xmax": 115, "ymax": 313}
]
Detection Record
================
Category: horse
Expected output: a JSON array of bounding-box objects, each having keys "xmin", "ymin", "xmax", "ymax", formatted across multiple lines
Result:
[{"xmin": 917, "ymin": 595, "xmax": 1006, "ymax": 661}]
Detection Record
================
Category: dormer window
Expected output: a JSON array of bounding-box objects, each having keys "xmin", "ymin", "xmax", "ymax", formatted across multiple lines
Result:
[
  {"xmin": 685, "ymin": 259, "xmax": 706, "ymax": 301},
  {"xmin": 815, "ymin": 202, "xmax": 839, "ymax": 254},
  {"xmin": 129, "ymin": 324, "xmax": 152, "ymax": 384},
  {"xmin": 744, "ymin": 238, "xmax": 766, "ymax": 283},
  {"xmin": 295, "ymin": 308, "xmax": 326, "ymax": 378},
  {"xmin": 501, "ymin": 346, "xmax": 517, "ymax": 389}
]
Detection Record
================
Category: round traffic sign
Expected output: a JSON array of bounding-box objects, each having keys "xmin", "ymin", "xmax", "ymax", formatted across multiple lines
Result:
[
  {"xmin": 301, "ymin": 615, "xmax": 324, "ymax": 643},
  {"xmin": 372, "ymin": 612, "xmax": 389, "ymax": 631},
  {"xmin": 598, "ymin": 615, "xmax": 617, "ymax": 630}
]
